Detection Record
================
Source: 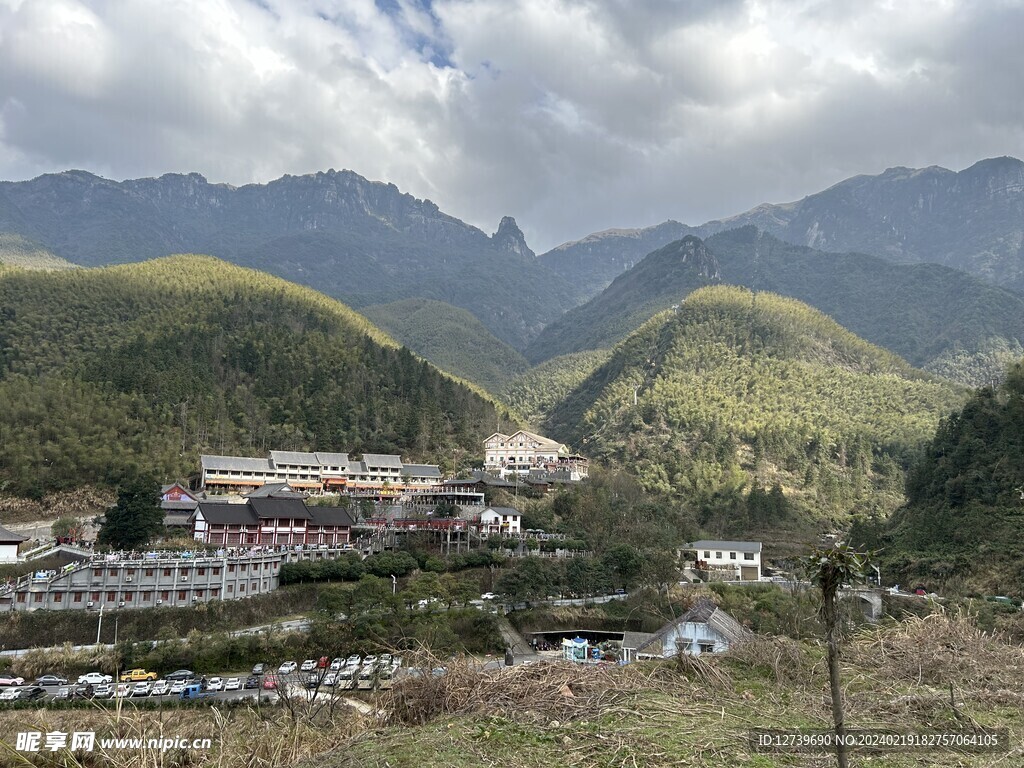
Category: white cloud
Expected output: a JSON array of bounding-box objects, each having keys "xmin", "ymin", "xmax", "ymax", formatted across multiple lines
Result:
[{"xmin": 0, "ymin": 0, "xmax": 1021, "ymax": 251}]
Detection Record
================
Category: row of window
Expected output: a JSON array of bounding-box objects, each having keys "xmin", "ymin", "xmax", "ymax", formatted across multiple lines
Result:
[
  {"xmin": 701, "ymin": 550, "xmax": 756, "ymax": 561},
  {"xmin": 19, "ymin": 581, "xmax": 269, "ymax": 603},
  {"xmin": 92, "ymin": 562, "xmax": 277, "ymax": 578}
]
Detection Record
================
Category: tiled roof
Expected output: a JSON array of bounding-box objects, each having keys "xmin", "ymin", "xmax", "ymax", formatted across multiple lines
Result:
[
  {"xmin": 308, "ymin": 506, "xmax": 357, "ymax": 527},
  {"xmin": 0, "ymin": 524, "xmax": 28, "ymax": 543},
  {"xmin": 362, "ymin": 453, "xmax": 403, "ymax": 469},
  {"xmin": 315, "ymin": 452, "xmax": 349, "ymax": 468},
  {"xmin": 403, "ymin": 464, "xmax": 442, "ymax": 478},
  {"xmin": 248, "ymin": 497, "xmax": 312, "ymax": 520},
  {"xmin": 201, "ymin": 455, "xmax": 274, "ymax": 472},
  {"xmin": 269, "ymin": 450, "xmax": 320, "ymax": 466},
  {"xmin": 244, "ymin": 482, "xmax": 305, "ymax": 499},
  {"xmin": 687, "ymin": 540, "xmax": 762, "ymax": 553},
  {"xmin": 196, "ymin": 503, "xmax": 258, "ymax": 525}
]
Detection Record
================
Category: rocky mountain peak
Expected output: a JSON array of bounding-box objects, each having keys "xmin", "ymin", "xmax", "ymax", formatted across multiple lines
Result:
[{"xmin": 491, "ymin": 216, "xmax": 535, "ymax": 258}]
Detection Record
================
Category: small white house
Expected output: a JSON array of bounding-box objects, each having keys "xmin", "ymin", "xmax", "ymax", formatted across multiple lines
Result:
[
  {"xmin": 477, "ymin": 506, "xmax": 522, "ymax": 535},
  {"xmin": 684, "ymin": 540, "xmax": 763, "ymax": 581},
  {"xmin": 635, "ymin": 598, "xmax": 749, "ymax": 657},
  {"xmin": 0, "ymin": 524, "xmax": 28, "ymax": 563}
]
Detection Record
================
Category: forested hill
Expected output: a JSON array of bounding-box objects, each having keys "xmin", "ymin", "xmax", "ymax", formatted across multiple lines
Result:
[
  {"xmin": 524, "ymin": 236, "xmax": 720, "ymax": 364},
  {"xmin": 527, "ymin": 228, "xmax": 1024, "ymax": 387},
  {"xmin": 544, "ymin": 286, "xmax": 964, "ymax": 537},
  {"xmin": 875, "ymin": 363, "xmax": 1024, "ymax": 593},
  {"xmin": 0, "ymin": 256, "xmax": 515, "ymax": 498},
  {"xmin": 0, "ymin": 170, "xmax": 575, "ymax": 348}
]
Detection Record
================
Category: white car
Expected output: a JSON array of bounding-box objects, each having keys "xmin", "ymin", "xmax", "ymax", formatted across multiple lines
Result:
[
  {"xmin": 0, "ymin": 688, "xmax": 18, "ymax": 701},
  {"xmin": 92, "ymin": 683, "xmax": 113, "ymax": 698},
  {"xmin": 480, "ymin": 592, "xmax": 497, "ymax": 600},
  {"xmin": 77, "ymin": 672, "xmax": 113, "ymax": 685},
  {"xmin": 277, "ymin": 661, "xmax": 298, "ymax": 675},
  {"xmin": 206, "ymin": 677, "xmax": 223, "ymax": 692},
  {"xmin": 170, "ymin": 680, "xmax": 186, "ymax": 695},
  {"xmin": 300, "ymin": 659, "xmax": 317, "ymax": 672},
  {"xmin": 362, "ymin": 655, "xmax": 378, "ymax": 668},
  {"xmin": 131, "ymin": 682, "xmax": 152, "ymax": 697},
  {"xmin": 114, "ymin": 683, "xmax": 131, "ymax": 698},
  {"xmin": 151, "ymin": 680, "xmax": 170, "ymax": 696},
  {"xmin": 346, "ymin": 655, "xmax": 361, "ymax": 667},
  {"xmin": 329, "ymin": 657, "xmax": 344, "ymax": 671},
  {"xmin": 321, "ymin": 672, "xmax": 337, "ymax": 687},
  {"xmin": 224, "ymin": 677, "xmax": 241, "ymax": 691}
]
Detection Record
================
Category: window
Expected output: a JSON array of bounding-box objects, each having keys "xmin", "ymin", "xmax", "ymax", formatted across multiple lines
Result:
[
  {"xmin": 743, "ymin": 553, "xmax": 754, "ymax": 561},
  {"xmin": 91, "ymin": 592, "xmax": 100, "ymax": 601},
  {"xmin": 699, "ymin": 643, "xmax": 715, "ymax": 654},
  {"xmin": 228, "ymin": 585, "xmax": 234, "ymax": 593},
  {"xmin": 198, "ymin": 567, "xmax": 206, "ymax": 576},
  {"xmin": 163, "ymin": 568, "xmax": 172, "ymax": 577},
  {"xmin": 145, "ymin": 569, "xmax": 154, "ymax": 576},
  {"xmin": 228, "ymin": 565, "xmax": 235, "ymax": 573},
  {"xmin": 107, "ymin": 592, "xmax": 116, "ymax": 602},
  {"xmin": 54, "ymin": 592, "xmax": 63, "ymax": 603},
  {"xmin": 213, "ymin": 567, "xmax": 221, "ymax": 576},
  {"xmin": 142, "ymin": 592, "xmax": 151, "ymax": 601},
  {"xmin": 196, "ymin": 590, "xmax": 204, "ymax": 598},
  {"xmin": 33, "ymin": 593, "xmax": 42, "ymax": 603},
  {"xmin": 73, "ymin": 593, "xmax": 82, "ymax": 603},
  {"xmin": 239, "ymin": 583, "xmax": 246, "ymax": 592},
  {"xmin": 178, "ymin": 590, "xmax": 186, "ymax": 600},
  {"xmin": 161, "ymin": 591, "xmax": 170, "ymax": 600},
  {"xmin": 124, "ymin": 592, "xmax": 133, "ymax": 602},
  {"xmin": 240, "ymin": 564, "xmax": 247, "ymax": 572},
  {"xmin": 212, "ymin": 588, "xmax": 220, "ymax": 597},
  {"xmin": 251, "ymin": 581, "xmax": 258, "ymax": 591},
  {"xmin": 702, "ymin": 551, "xmax": 710, "ymax": 559},
  {"xmin": 16, "ymin": 593, "xmax": 25, "ymax": 603},
  {"xmin": 729, "ymin": 552, "xmax": 736, "ymax": 560},
  {"xmin": 715, "ymin": 552, "xmax": 723, "ymax": 559}
]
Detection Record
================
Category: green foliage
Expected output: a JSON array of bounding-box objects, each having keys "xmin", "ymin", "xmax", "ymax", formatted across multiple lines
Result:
[
  {"xmin": 0, "ymin": 234, "xmax": 77, "ymax": 270},
  {"xmin": 883, "ymin": 361, "xmax": 1024, "ymax": 592},
  {"xmin": 97, "ymin": 475, "xmax": 164, "ymax": 550},
  {"xmin": 0, "ymin": 256, "xmax": 515, "ymax": 497},
  {"xmin": 50, "ymin": 516, "xmax": 81, "ymax": 540},
  {"xmin": 361, "ymin": 299, "xmax": 530, "ymax": 395},
  {"xmin": 544, "ymin": 286, "xmax": 965, "ymax": 528},
  {"xmin": 501, "ymin": 350, "xmax": 611, "ymax": 423}
]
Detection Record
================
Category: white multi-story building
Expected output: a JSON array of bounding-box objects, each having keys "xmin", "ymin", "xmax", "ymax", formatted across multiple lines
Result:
[{"xmin": 483, "ymin": 430, "xmax": 587, "ymax": 478}]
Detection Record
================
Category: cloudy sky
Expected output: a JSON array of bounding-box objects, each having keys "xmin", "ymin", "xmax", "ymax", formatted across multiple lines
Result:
[{"xmin": 0, "ymin": 0, "xmax": 1021, "ymax": 251}]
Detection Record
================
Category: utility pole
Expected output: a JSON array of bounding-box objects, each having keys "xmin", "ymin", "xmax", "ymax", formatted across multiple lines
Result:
[
  {"xmin": 391, "ymin": 575, "xmax": 397, "ymax": 596},
  {"xmin": 95, "ymin": 604, "xmax": 104, "ymax": 646}
]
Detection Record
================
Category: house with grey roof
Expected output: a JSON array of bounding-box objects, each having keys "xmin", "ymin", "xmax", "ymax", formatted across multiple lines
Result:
[
  {"xmin": 682, "ymin": 540, "xmax": 764, "ymax": 582},
  {"xmin": 0, "ymin": 524, "xmax": 28, "ymax": 563},
  {"xmin": 631, "ymin": 597, "xmax": 750, "ymax": 659}
]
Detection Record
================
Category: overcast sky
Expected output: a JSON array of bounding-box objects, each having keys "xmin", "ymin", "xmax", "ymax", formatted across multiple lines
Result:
[{"xmin": 1, "ymin": 0, "xmax": 1021, "ymax": 252}]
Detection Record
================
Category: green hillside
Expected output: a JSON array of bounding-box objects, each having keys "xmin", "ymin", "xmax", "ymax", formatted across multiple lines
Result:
[
  {"xmin": 544, "ymin": 286, "xmax": 964, "ymax": 535},
  {"xmin": 875, "ymin": 362, "xmax": 1024, "ymax": 594},
  {"xmin": 525, "ymin": 236, "xmax": 719, "ymax": 364},
  {"xmin": 502, "ymin": 350, "xmax": 611, "ymax": 425},
  {"xmin": 360, "ymin": 299, "xmax": 530, "ymax": 395},
  {"xmin": 527, "ymin": 228, "xmax": 1024, "ymax": 387},
  {"xmin": 0, "ymin": 233, "xmax": 76, "ymax": 270},
  {"xmin": 0, "ymin": 256, "xmax": 515, "ymax": 498}
]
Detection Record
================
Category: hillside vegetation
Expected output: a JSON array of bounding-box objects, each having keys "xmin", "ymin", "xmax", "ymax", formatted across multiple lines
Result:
[
  {"xmin": 528, "ymin": 228, "xmax": 1024, "ymax": 386},
  {"xmin": 0, "ymin": 233, "xmax": 76, "ymax": 270},
  {"xmin": 501, "ymin": 350, "xmax": 611, "ymax": 425},
  {"xmin": 544, "ymin": 286, "xmax": 964, "ymax": 535},
  {"xmin": 361, "ymin": 299, "xmax": 530, "ymax": 395},
  {"xmin": 0, "ymin": 256, "xmax": 514, "ymax": 498},
  {"xmin": 875, "ymin": 362, "xmax": 1024, "ymax": 594}
]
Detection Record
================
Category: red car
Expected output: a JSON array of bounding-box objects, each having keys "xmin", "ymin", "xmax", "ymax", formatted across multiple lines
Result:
[
  {"xmin": 0, "ymin": 674, "xmax": 25, "ymax": 686},
  {"xmin": 262, "ymin": 674, "xmax": 279, "ymax": 690}
]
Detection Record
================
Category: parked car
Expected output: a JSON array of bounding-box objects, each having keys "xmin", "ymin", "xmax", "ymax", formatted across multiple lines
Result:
[
  {"xmin": 262, "ymin": 675, "xmax": 279, "ymax": 690},
  {"xmin": 251, "ymin": 663, "xmax": 266, "ymax": 676},
  {"xmin": 480, "ymin": 592, "xmax": 497, "ymax": 600},
  {"xmin": 0, "ymin": 674, "xmax": 25, "ymax": 686},
  {"xmin": 119, "ymin": 669, "xmax": 158, "ymax": 682},
  {"xmin": 179, "ymin": 683, "xmax": 214, "ymax": 701},
  {"xmin": 321, "ymin": 672, "xmax": 337, "ymax": 687},
  {"xmin": 300, "ymin": 659, "xmax": 317, "ymax": 672},
  {"xmin": 14, "ymin": 686, "xmax": 46, "ymax": 701},
  {"xmin": 225, "ymin": 678, "xmax": 241, "ymax": 691},
  {"xmin": 277, "ymin": 661, "xmax": 297, "ymax": 675},
  {"xmin": 131, "ymin": 682, "xmax": 152, "ymax": 697},
  {"xmin": 206, "ymin": 677, "xmax": 223, "ymax": 692},
  {"xmin": 0, "ymin": 688, "xmax": 19, "ymax": 701},
  {"xmin": 151, "ymin": 680, "xmax": 170, "ymax": 696},
  {"xmin": 329, "ymin": 657, "xmax": 344, "ymax": 671},
  {"xmin": 169, "ymin": 681, "xmax": 186, "ymax": 695},
  {"xmin": 114, "ymin": 683, "xmax": 132, "ymax": 698},
  {"xmin": 318, "ymin": 656, "xmax": 329, "ymax": 669},
  {"xmin": 36, "ymin": 675, "xmax": 68, "ymax": 687},
  {"xmin": 345, "ymin": 655, "xmax": 361, "ymax": 667},
  {"xmin": 54, "ymin": 686, "xmax": 73, "ymax": 700},
  {"xmin": 165, "ymin": 670, "xmax": 196, "ymax": 682},
  {"xmin": 92, "ymin": 683, "xmax": 113, "ymax": 698},
  {"xmin": 77, "ymin": 672, "xmax": 112, "ymax": 686},
  {"xmin": 243, "ymin": 676, "xmax": 260, "ymax": 689},
  {"xmin": 362, "ymin": 655, "xmax": 378, "ymax": 668}
]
